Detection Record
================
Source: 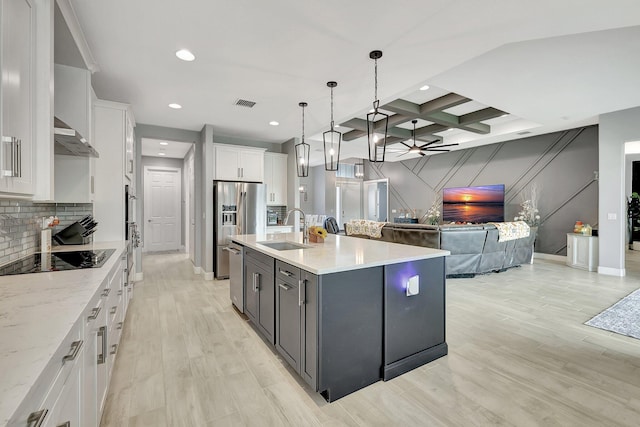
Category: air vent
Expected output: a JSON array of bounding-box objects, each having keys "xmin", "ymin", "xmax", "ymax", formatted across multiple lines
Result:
[
  {"xmin": 235, "ymin": 99, "xmax": 256, "ymax": 108},
  {"xmin": 517, "ymin": 131, "xmax": 532, "ymax": 135}
]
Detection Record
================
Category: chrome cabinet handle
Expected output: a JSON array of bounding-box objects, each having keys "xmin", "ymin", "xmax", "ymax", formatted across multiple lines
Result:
[
  {"xmin": 117, "ymin": 321, "xmax": 123, "ymax": 330},
  {"xmin": 279, "ymin": 270, "xmax": 293, "ymax": 277},
  {"xmin": 253, "ymin": 272, "xmax": 260, "ymax": 292},
  {"xmin": 101, "ymin": 288, "xmax": 110, "ymax": 297},
  {"xmin": 117, "ymin": 289, "xmax": 123, "ymax": 296},
  {"xmin": 88, "ymin": 306, "xmax": 101, "ymax": 320},
  {"xmin": 56, "ymin": 421, "xmax": 71, "ymax": 427},
  {"xmin": 97, "ymin": 326, "xmax": 107, "ymax": 364},
  {"xmin": 278, "ymin": 283, "xmax": 291, "ymax": 291},
  {"xmin": 27, "ymin": 409, "xmax": 48, "ymax": 427},
  {"xmin": 110, "ymin": 343, "xmax": 118, "ymax": 355},
  {"xmin": 110, "ymin": 306, "xmax": 117, "ymax": 315},
  {"xmin": 299, "ymin": 279, "xmax": 305, "ymax": 306},
  {"xmin": 62, "ymin": 340, "xmax": 83, "ymax": 364},
  {"xmin": 16, "ymin": 138, "xmax": 21, "ymax": 177}
]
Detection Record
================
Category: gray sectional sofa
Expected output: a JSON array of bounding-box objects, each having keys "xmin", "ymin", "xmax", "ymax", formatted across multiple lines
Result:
[{"xmin": 347, "ymin": 223, "xmax": 537, "ymax": 278}]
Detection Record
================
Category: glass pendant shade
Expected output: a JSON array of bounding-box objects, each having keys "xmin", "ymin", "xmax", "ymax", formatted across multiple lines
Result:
[
  {"xmin": 295, "ymin": 102, "xmax": 310, "ymax": 177},
  {"xmin": 366, "ymin": 50, "xmax": 388, "ymax": 163},
  {"xmin": 367, "ymin": 104, "xmax": 388, "ymax": 162},
  {"xmin": 323, "ymin": 81, "xmax": 341, "ymax": 171},
  {"xmin": 323, "ymin": 128, "xmax": 341, "ymax": 171}
]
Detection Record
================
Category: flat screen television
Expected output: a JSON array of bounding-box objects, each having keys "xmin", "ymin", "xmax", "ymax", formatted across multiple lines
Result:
[{"xmin": 442, "ymin": 184, "xmax": 505, "ymax": 223}]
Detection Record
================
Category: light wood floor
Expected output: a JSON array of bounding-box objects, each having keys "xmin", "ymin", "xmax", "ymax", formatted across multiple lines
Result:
[{"xmin": 101, "ymin": 252, "xmax": 640, "ymax": 426}]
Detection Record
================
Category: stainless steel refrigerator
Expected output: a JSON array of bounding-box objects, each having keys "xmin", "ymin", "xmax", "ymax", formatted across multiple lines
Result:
[{"xmin": 214, "ymin": 181, "xmax": 267, "ymax": 279}]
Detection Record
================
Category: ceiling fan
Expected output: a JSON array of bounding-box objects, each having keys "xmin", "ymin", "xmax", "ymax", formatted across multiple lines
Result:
[{"xmin": 393, "ymin": 120, "xmax": 459, "ymax": 156}]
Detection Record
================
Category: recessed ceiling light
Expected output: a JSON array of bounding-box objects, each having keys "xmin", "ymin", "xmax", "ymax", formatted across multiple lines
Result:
[
  {"xmin": 419, "ymin": 85, "xmax": 430, "ymax": 91},
  {"xmin": 335, "ymin": 124, "xmax": 340, "ymax": 128},
  {"xmin": 159, "ymin": 142, "xmax": 169, "ymax": 146},
  {"xmin": 269, "ymin": 121, "xmax": 279, "ymax": 126},
  {"xmin": 158, "ymin": 152, "xmax": 166, "ymax": 156},
  {"xmin": 168, "ymin": 103, "xmax": 182, "ymax": 109},
  {"xmin": 175, "ymin": 49, "xmax": 195, "ymax": 61}
]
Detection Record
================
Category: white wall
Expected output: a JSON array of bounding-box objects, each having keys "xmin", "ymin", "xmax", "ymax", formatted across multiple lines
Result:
[{"xmin": 599, "ymin": 106, "xmax": 640, "ymax": 276}]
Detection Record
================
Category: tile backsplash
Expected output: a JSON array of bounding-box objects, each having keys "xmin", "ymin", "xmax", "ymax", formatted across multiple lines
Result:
[{"xmin": 0, "ymin": 199, "xmax": 93, "ymax": 266}]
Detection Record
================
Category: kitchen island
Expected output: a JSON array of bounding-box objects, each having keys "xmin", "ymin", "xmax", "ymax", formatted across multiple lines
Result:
[{"xmin": 231, "ymin": 232, "xmax": 450, "ymax": 401}]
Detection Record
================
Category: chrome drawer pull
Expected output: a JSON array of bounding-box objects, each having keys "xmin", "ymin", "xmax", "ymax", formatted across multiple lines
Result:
[
  {"xmin": 88, "ymin": 306, "xmax": 101, "ymax": 320},
  {"xmin": 101, "ymin": 288, "xmax": 110, "ymax": 297},
  {"xmin": 278, "ymin": 283, "xmax": 291, "ymax": 291},
  {"xmin": 110, "ymin": 306, "xmax": 117, "ymax": 315},
  {"xmin": 117, "ymin": 321, "xmax": 123, "ymax": 330},
  {"xmin": 117, "ymin": 289, "xmax": 123, "ymax": 296},
  {"xmin": 27, "ymin": 409, "xmax": 48, "ymax": 427},
  {"xmin": 62, "ymin": 340, "xmax": 83, "ymax": 364},
  {"xmin": 97, "ymin": 326, "xmax": 107, "ymax": 364},
  {"xmin": 279, "ymin": 270, "xmax": 293, "ymax": 277},
  {"xmin": 110, "ymin": 343, "xmax": 118, "ymax": 355},
  {"xmin": 56, "ymin": 421, "xmax": 71, "ymax": 427}
]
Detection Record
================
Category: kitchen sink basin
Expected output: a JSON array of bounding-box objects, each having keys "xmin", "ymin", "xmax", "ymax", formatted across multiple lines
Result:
[{"xmin": 257, "ymin": 241, "xmax": 312, "ymax": 251}]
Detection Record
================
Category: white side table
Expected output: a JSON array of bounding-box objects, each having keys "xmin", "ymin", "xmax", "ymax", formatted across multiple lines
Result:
[{"xmin": 566, "ymin": 233, "xmax": 598, "ymax": 271}]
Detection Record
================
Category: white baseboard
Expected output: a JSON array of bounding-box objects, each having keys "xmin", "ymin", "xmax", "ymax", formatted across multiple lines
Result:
[
  {"xmin": 533, "ymin": 252, "xmax": 565, "ymax": 262},
  {"xmin": 134, "ymin": 272, "xmax": 143, "ymax": 282},
  {"xmin": 598, "ymin": 266, "xmax": 626, "ymax": 277},
  {"xmin": 193, "ymin": 265, "xmax": 201, "ymax": 275},
  {"xmin": 204, "ymin": 271, "xmax": 214, "ymax": 281},
  {"xmin": 180, "ymin": 245, "xmax": 186, "ymax": 253}
]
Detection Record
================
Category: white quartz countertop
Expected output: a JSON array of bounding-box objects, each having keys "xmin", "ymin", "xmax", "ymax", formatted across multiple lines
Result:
[
  {"xmin": 0, "ymin": 241, "xmax": 127, "ymax": 426},
  {"xmin": 232, "ymin": 232, "xmax": 449, "ymax": 274}
]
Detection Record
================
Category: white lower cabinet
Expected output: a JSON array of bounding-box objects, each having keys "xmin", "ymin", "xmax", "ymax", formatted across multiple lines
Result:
[{"xmin": 8, "ymin": 251, "xmax": 128, "ymax": 427}]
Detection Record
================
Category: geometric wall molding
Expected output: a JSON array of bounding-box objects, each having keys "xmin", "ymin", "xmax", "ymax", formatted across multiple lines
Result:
[{"xmin": 367, "ymin": 125, "xmax": 598, "ymax": 256}]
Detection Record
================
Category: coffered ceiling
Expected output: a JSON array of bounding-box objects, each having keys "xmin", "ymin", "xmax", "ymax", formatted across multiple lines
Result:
[{"xmin": 63, "ymin": 0, "xmax": 640, "ymax": 164}]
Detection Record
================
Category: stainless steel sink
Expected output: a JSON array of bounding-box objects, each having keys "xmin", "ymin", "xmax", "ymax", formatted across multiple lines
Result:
[{"xmin": 257, "ymin": 241, "xmax": 312, "ymax": 251}]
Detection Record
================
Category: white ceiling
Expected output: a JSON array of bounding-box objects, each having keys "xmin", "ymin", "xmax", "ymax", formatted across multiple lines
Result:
[
  {"xmin": 141, "ymin": 138, "xmax": 193, "ymax": 159},
  {"xmin": 66, "ymin": 0, "xmax": 640, "ymax": 164}
]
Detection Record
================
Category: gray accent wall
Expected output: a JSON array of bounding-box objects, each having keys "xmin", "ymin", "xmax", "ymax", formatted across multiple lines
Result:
[{"xmin": 364, "ymin": 125, "xmax": 598, "ymax": 256}]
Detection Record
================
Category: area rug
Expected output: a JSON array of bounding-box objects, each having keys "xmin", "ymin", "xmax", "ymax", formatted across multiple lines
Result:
[{"xmin": 585, "ymin": 288, "xmax": 640, "ymax": 339}]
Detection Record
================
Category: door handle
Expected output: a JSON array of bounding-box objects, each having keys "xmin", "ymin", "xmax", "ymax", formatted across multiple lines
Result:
[{"xmin": 299, "ymin": 279, "xmax": 305, "ymax": 306}]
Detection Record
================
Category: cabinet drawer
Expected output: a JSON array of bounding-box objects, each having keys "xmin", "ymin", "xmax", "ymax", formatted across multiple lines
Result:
[
  {"xmin": 245, "ymin": 248, "xmax": 274, "ymax": 273},
  {"xmin": 276, "ymin": 260, "xmax": 300, "ymax": 284},
  {"xmin": 8, "ymin": 318, "xmax": 83, "ymax": 426}
]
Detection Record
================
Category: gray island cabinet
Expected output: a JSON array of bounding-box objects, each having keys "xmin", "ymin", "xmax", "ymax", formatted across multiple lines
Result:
[{"xmin": 232, "ymin": 233, "xmax": 449, "ymax": 402}]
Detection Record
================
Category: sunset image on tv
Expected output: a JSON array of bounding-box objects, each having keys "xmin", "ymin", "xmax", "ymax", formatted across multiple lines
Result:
[{"xmin": 442, "ymin": 184, "xmax": 505, "ymax": 223}]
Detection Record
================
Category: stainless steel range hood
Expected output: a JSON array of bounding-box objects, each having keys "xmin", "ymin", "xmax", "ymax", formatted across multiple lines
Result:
[{"xmin": 54, "ymin": 117, "xmax": 99, "ymax": 157}]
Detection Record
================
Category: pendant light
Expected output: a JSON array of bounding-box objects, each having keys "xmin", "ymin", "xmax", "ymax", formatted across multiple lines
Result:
[
  {"xmin": 323, "ymin": 81, "xmax": 341, "ymax": 171},
  {"xmin": 295, "ymin": 102, "xmax": 310, "ymax": 177},
  {"xmin": 366, "ymin": 50, "xmax": 389, "ymax": 163}
]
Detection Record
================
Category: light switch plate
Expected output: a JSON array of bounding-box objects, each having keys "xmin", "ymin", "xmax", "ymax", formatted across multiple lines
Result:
[{"xmin": 406, "ymin": 275, "xmax": 419, "ymax": 296}]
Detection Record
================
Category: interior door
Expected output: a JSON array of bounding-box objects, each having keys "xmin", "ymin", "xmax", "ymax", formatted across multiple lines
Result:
[
  {"xmin": 187, "ymin": 150, "xmax": 195, "ymax": 262},
  {"xmin": 144, "ymin": 167, "xmax": 181, "ymax": 252}
]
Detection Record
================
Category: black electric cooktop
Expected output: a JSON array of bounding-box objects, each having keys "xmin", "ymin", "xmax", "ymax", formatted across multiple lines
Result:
[{"xmin": 0, "ymin": 249, "xmax": 116, "ymax": 276}]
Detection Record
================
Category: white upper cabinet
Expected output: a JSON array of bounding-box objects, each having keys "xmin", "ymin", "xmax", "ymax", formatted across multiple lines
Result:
[
  {"xmin": 0, "ymin": 0, "xmax": 35, "ymax": 195},
  {"xmin": 93, "ymin": 100, "xmax": 135, "ymax": 242},
  {"xmin": 264, "ymin": 152, "xmax": 287, "ymax": 206},
  {"xmin": 214, "ymin": 144, "xmax": 265, "ymax": 182}
]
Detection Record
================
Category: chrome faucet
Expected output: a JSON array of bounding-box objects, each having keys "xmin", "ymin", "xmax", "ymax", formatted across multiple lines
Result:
[{"xmin": 284, "ymin": 208, "xmax": 308, "ymax": 243}]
